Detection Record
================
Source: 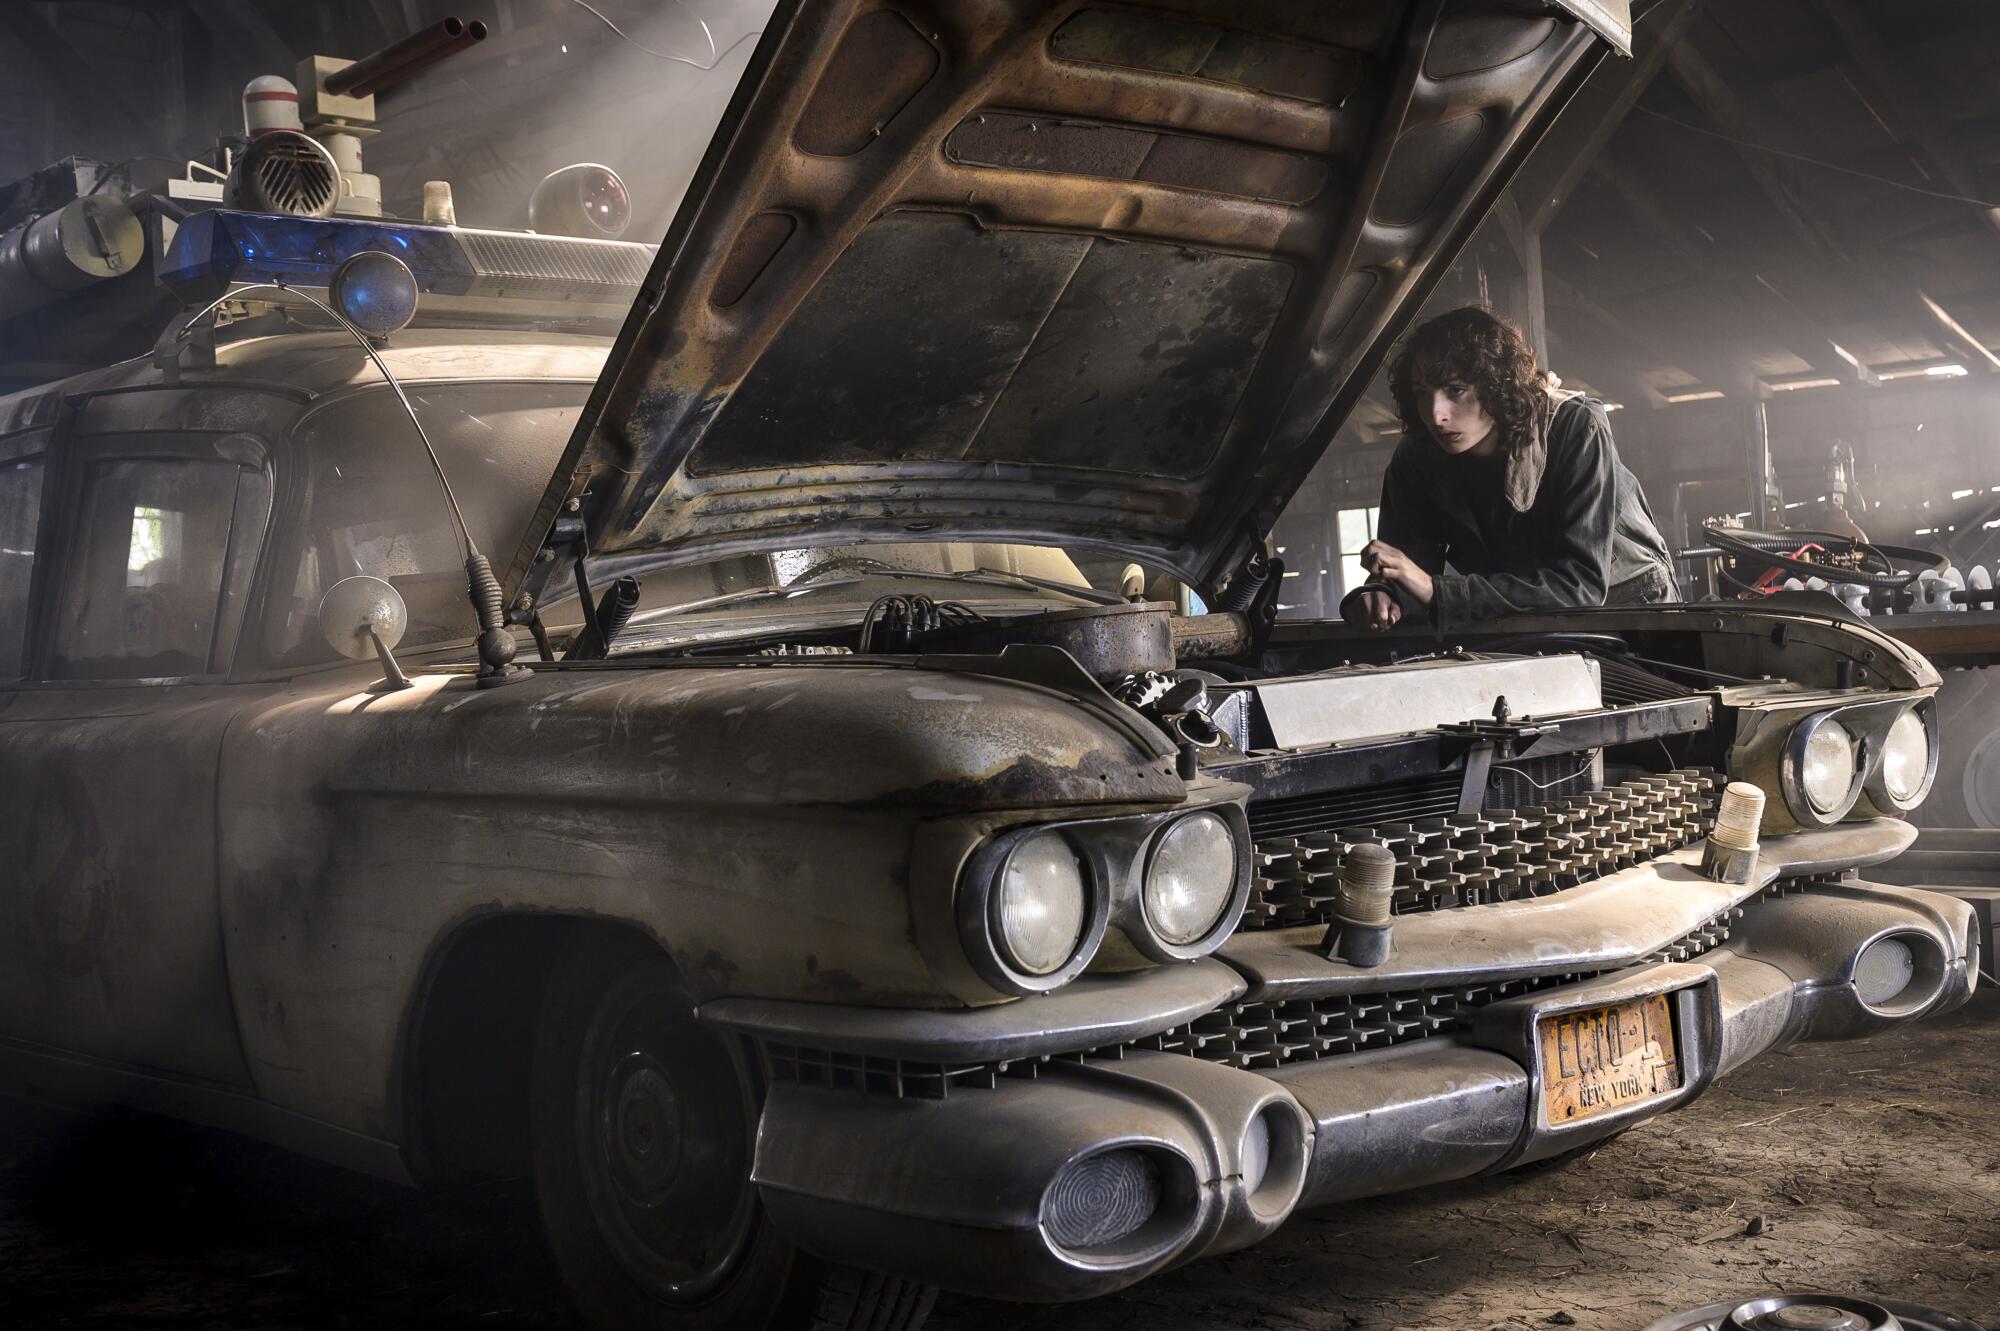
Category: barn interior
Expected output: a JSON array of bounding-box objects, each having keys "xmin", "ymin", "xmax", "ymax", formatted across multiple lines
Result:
[{"xmin": 2, "ymin": 3, "xmax": 2000, "ymax": 1330}]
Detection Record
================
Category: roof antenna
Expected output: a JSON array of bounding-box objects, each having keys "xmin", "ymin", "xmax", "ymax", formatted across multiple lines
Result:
[{"xmin": 171, "ymin": 254, "xmax": 522, "ymax": 685}]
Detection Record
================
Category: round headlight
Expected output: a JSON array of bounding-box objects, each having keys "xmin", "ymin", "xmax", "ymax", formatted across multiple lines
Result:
[
  {"xmin": 1880, "ymin": 708, "xmax": 1930, "ymax": 805},
  {"xmin": 1799, "ymin": 719, "xmax": 1857, "ymax": 814},
  {"xmin": 995, "ymin": 833, "xmax": 1088, "ymax": 976},
  {"xmin": 1144, "ymin": 811, "xmax": 1238, "ymax": 946}
]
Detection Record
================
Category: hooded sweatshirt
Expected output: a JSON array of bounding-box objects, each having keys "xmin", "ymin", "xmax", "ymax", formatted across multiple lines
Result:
[{"xmin": 1340, "ymin": 390, "xmax": 1678, "ymax": 631}]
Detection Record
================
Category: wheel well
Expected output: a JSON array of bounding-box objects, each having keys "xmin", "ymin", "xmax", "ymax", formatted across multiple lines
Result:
[{"xmin": 405, "ymin": 915, "xmax": 665, "ymax": 1182}]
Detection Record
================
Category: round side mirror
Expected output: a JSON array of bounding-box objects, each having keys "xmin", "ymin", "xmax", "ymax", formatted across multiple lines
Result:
[{"xmin": 321, "ymin": 575, "xmax": 408, "ymax": 660}]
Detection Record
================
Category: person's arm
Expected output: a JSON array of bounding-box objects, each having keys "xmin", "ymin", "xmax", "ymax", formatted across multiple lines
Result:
[
  {"xmin": 1338, "ymin": 450, "xmax": 1445, "ymax": 624},
  {"xmin": 1431, "ymin": 401, "xmax": 1616, "ymax": 629}
]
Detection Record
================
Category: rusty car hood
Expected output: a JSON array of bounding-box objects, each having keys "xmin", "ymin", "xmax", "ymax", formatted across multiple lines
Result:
[{"xmin": 505, "ymin": 0, "xmax": 1630, "ymax": 609}]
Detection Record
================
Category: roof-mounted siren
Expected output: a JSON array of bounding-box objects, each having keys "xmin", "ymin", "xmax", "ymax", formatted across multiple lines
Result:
[
  {"xmin": 295, "ymin": 17, "xmax": 487, "ymax": 219},
  {"xmin": 529, "ymin": 164, "xmax": 632, "ymax": 240},
  {"xmin": 225, "ymin": 130, "xmax": 340, "ymax": 217},
  {"xmin": 0, "ymin": 194, "xmax": 145, "ymax": 323}
]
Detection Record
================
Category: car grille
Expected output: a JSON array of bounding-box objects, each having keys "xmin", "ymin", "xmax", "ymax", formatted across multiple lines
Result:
[
  {"xmin": 1242, "ymin": 754, "xmax": 1597, "ymax": 843},
  {"xmin": 764, "ymin": 903, "xmax": 1748, "ymax": 1100},
  {"xmin": 1119, "ymin": 907, "xmax": 1740, "ymax": 1072},
  {"xmin": 1242, "ymin": 768, "xmax": 1723, "ymax": 930}
]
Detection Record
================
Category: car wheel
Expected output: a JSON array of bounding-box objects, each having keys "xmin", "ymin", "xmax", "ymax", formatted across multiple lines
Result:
[{"xmin": 530, "ymin": 927, "xmax": 935, "ymax": 1331}]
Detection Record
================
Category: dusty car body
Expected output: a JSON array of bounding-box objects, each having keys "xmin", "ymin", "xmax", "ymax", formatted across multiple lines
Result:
[{"xmin": 0, "ymin": 2, "xmax": 1980, "ymax": 1330}]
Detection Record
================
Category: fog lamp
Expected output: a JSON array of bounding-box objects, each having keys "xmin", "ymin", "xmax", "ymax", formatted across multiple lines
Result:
[
  {"xmin": 1043, "ymin": 1149, "xmax": 1161, "ymax": 1251},
  {"xmin": 1854, "ymin": 937, "xmax": 1916, "ymax": 1008},
  {"xmin": 1240, "ymin": 1112, "xmax": 1271, "ymax": 1196},
  {"xmin": 1143, "ymin": 811, "xmax": 1237, "ymax": 946}
]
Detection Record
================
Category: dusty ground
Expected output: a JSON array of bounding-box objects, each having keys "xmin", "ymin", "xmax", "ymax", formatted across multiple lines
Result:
[{"xmin": 2, "ymin": 990, "xmax": 1996, "ymax": 1331}]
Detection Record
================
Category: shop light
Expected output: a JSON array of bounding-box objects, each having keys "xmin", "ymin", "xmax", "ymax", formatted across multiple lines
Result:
[
  {"xmin": 1877, "ymin": 363, "xmax": 1968, "ymax": 381},
  {"xmin": 1665, "ymin": 389, "xmax": 1726, "ymax": 403}
]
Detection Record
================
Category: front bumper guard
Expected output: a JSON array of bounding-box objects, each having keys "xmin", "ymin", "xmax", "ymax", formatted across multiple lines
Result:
[{"xmin": 741, "ymin": 876, "xmax": 1977, "ymax": 1303}]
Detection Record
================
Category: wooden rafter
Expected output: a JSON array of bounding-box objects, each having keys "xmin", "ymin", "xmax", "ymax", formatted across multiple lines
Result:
[
  {"xmin": 1664, "ymin": 38, "xmax": 1851, "ymax": 264},
  {"xmin": 1514, "ymin": 0, "xmax": 1700, "ymax": 234},
  {"xmin": 1819, "ymin": 0, "xmax": 2000, "ymax": 243}
]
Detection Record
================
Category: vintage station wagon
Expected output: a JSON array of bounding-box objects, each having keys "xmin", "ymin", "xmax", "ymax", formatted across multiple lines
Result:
[{"xmin": 0, "ymin": 2, "xmax": 1978, "ymax": 1330}]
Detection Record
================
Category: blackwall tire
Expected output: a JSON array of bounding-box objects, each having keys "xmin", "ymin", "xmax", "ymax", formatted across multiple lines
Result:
[{"xmin": 530, "ymin": 928, "xmax": 934, "ymax": 1331}]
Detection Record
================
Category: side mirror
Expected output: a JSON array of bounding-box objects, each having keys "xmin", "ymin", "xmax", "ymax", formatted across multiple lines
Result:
[{"xmin": 321, "ymin": 575, "xmax": 413, "ymax": 691}]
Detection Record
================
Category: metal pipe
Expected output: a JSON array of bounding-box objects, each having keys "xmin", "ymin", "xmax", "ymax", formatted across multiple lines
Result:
[{"xmin": 325, "ymin": 17, "xmax": 488, "ymax": 99}]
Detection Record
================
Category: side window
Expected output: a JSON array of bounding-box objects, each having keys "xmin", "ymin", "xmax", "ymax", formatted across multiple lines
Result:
[
  {"xmin": 50, "ymin": 452, "xmax": 264, "ymax": 680},
  {"xmin": 1335, "ymin": 505, "xmax": 1380, "ymax": 598},
  {"xmin": 0, "ymin": 453, "xmax": 43, "ymax": 679},
  {"xmin": 264, "ymin": 383, "xmax": 585, "ymax": 667}
]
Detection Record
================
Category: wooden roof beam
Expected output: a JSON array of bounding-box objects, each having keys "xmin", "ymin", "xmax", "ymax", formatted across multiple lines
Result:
[
  {"xmin": 1664, "ymin": 38, "xmax": 1851, "ymax": 264},
  {"xmin": 1820, "ymin": 0, "xmax": 2000, "ymax": 243},
  {"xmin": 1918, "ymin": 291, "xmax": 2000, "ymax": 373},
  {"xmin": 1582, "ymin": 156, "xmax": 1868, "ymax": 385},
  {"xmin": 1514, "ymin": 0, "xmax": 1700, "ymax": 234},
  {"xmin": 1546, "ymin": 270, "xmax": 1688, "ymax": 406}
]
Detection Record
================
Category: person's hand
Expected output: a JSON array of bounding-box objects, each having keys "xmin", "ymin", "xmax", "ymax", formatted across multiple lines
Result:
[
  {"xmin": 1343, "ymin": 588, "xmax": 1401, "ymax": 631},
  {"xmin": 1360, "ymin": 540, "xmax": 1434, "ymax": 608}
]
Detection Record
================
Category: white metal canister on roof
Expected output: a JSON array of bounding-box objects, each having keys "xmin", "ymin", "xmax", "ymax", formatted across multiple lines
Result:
[{"xmin": 242, "ymin": 75, "xmax": 303, "ymax": 136}]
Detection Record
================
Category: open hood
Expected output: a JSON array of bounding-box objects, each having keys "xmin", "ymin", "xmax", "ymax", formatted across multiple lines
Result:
[{"xmin": 506, "ymin": 0, "xmax": 1630, "ymax": 613}]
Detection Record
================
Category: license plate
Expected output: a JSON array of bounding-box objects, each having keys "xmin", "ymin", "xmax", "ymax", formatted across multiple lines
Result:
[{"xmin": 1538, "ymin": 993, "xmax": 1682, "ymax": 1124}]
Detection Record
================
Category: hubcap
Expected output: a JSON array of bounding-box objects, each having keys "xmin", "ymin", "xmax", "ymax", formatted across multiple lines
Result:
[
  {"xmin": 604, "ymin": 1055, "xmax": 685, "ymax": 1207},
  {"xmin": 576, "ymin": 964, "xmax": 761, "ymax": 1303}
]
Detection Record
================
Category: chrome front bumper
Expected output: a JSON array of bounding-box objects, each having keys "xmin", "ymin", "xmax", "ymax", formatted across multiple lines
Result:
[{"xmin": 708, "ymin": 831, "xmax": 1977, "ymax": 1303}]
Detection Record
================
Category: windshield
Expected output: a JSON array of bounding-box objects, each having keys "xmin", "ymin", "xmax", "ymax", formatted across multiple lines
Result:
[{"xmin": 261, "ymin": 377, "xmax": 1180, "ymax": 666}]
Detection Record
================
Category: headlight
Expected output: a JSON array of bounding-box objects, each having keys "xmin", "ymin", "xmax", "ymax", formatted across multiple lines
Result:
[
  {"xmin": 1144, "ymin": 811, "xmax": 1237, "ymax": 945},
  {"xmin": 1781, "ymin": 712, "xmax": 1860, "ymax": 824},
  {"xmin": 1874, "ymin": 706, "xmax": 1935, "ymax": 809},
  {"xmin": 993, "ymin": 832, "xmax": 1089, "ymax": 976},
  {"xmin": 1800, "ymin": 722, "xmax": 1855, "ymax": 812}
]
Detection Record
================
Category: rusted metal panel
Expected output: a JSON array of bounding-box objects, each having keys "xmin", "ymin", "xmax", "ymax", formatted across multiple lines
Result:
[
  {"xmin": 506, "ymin": 0, "xmax": 1623, "ymax": 605},
  {"xmin": 213, "ymin": 659, "xmax": 1183, "ymax": 1135}
]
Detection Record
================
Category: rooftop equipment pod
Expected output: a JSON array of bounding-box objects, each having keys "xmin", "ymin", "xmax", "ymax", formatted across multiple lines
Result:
[{"xmin": 0, "ymin": 195, "xmax": 143, "ymax": 324}]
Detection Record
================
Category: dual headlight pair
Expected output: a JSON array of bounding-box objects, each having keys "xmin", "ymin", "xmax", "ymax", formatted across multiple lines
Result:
[
  {"xmin": 957, "ymin": 805, "xmax": 1252, "ymax": 995},
  {"xmin": 1780, "ymin": 697, "xmax": 1937, "ymax": 826}
]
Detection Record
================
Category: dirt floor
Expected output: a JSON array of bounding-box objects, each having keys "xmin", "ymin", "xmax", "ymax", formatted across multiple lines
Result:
[{"xmin": 2, "ymin": 990, "xmax": 1997, "ymax": 1331}]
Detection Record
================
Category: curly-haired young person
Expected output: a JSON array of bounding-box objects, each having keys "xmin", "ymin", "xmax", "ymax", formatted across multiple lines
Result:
[{"xmin": 1340, "ymin": 306, "xmax": 1679, "ymax": 632}]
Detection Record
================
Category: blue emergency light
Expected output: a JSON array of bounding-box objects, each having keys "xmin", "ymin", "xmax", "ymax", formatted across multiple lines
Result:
[
  {"xmin": 158, "ymin": 208, "xmax": 655, "ymax": 309},
  {"xmin": 160, "ymin": 209, "xmax": 475, "ymax": 300}
]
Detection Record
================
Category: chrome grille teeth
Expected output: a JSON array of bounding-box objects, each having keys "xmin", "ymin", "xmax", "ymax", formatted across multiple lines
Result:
[
  {"xmin": 1243, "ymin": 769, "xmax": 1723, "ymax": 929},
  {"xmin": 1132, "ymin": 905, "xmax": 1743, "ymax": 1071}
]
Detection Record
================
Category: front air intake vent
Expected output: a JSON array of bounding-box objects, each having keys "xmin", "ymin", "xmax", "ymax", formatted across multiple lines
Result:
[{"xmin": 227, "ymin": 131, "xmax": 339, "ymax": 217}]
